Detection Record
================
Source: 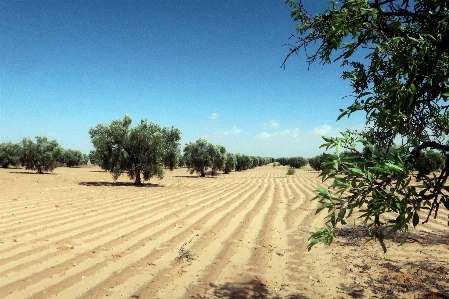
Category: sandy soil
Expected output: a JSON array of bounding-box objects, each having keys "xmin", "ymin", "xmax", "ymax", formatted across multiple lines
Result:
[{"xmin": 1, "ymin": 165, "xmax": 448, "ymax": 299}]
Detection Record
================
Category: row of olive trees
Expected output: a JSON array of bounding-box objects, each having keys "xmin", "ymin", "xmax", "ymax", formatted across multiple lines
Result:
[
  {"xmin": 182, "ymin": 138, "xmax": 273, "ymax": 177},
  {"xmin": 275, "ymin": 156, "xmax": 308, "ymax": 169},
  {"xmin": 236, "ymin": 154, "xmax": 272, "ymax": 171},
  {"xmin": 2, "ymin": 116, "xmax": 275, "ymax": 184},
  {"xmin": 0, "ymin": 137, "xmax": 87, "ymax": 173}
]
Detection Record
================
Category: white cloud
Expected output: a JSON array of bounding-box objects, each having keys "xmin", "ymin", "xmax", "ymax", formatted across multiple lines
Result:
[
  {"xmin": 200, "ymin": 123, "xmax": 364, "ymax": 158},
  {"xmin": 211, "ymin": 112, "xmax": 219, "ymax": 120},
  {"xmin": 311, "ymin": 124, "xmax": 333, "ymax": 136},
  {"xmin": 223, "ymin": 126, "xmax": 241, "ymax": 136},
  {"xmin": 280, "ymin": 128, "xmax": 300, "ymax": 137},
  {"xmin": 261, "ymin": 120, "xmax": 280, "ymax": 128},
  {"xmin": 268, "ymin": 120, "xmax": 279, "ymax": 128},
  {"xmin": 249, "ymin": 124, "xmax": 342, "ymax": 157},
  {"xmin": 256, "ymin": 132, "xmax": 271, "ymax": 139}
]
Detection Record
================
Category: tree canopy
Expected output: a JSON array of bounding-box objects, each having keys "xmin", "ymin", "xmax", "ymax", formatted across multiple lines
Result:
[
  {"xmin": 89, "ymin": 115, "xmax": 181, "ymax": 185},
  {"xmin": 285, "ymin": 0, "xmax": 449, "ymax": 251},
  {"xmin": 183, "ymin": 139, "xmax": 220, "ymax": 177},
  {"xmin": 0, "ymin": 142, "xmax": 21, "ymax": 168},
  {"xmin": 61, "ymin": 149, "xmax": 84, "ymax": 167},
  {"xmin": 20, "ymin": 136, "xmax": 62, "ymax": 173}
]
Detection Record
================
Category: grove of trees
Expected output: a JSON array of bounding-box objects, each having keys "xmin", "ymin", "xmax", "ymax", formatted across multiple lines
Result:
[
  {"xmin": 0, "ymin": 137, "xmax": 89, "ymax": 172},
  {"xmin": 285, "ymin": 0, "xmax": 449, "ymax": 251},
  {"xmin": 276, "ymin": 156, "xmax": 308, "ymax": 169},
  {"xmin": 183, "ymin": 138, "xmax": 272, "ymax": 177}
]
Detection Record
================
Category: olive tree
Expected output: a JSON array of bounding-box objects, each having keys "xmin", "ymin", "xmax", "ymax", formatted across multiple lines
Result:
[
  {"xmin": 223, "ymin": 152, "xmax": 237, "ymax": 174},
  {"xmin": 235, "ymin": 154, "xmax": 253, "ymax": 171},
  {"xmin": 210, "ymin": 145, "xmax": 227, "ymax": 175},
  {"xmin": 0, "ymin": 142, "xmax": 21, "ymax": 168},
  {"xmin": 89, "ymin": 115, "xmax": 181, "ymax": 185},
  {"xmin": 61, "ymin": 149, "xmax": 84, "ymax": 167},
  {"xmin": 183, "ymin": 139, "xmax": 213, "ymax": 177},
  {"xmin": 308, "ymin": 154, "xmax": 327, "ymax": 171},
  {"xmin": 162, "ymin": 126, "xmax": 183, "ymax": 170},
  {"xmin": 20, "ymin": 136, "xmax": 62, "ymax": 173},
  {"xmin": 285, "ymin": 0, "xmax": 449, "ymax": 251}
]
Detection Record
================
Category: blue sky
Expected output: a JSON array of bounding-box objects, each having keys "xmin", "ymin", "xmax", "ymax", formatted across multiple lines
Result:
[{"xmin": 0, "ymin": 1, "xmax": 365, "ymax": 158}]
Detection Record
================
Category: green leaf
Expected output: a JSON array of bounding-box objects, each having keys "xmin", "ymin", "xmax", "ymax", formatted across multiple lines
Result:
[
  {"xmin": 348, "ymin": 167, "xmax": 365, "ymax": 176},
  {"xmin": 337, "ymin": 207, "xmax": 347, "ymax": 222},
  {"xmin": 412, "ymin": 213, "xmax": 419, "ymax": 227},
  {"xmin": 385, "ymin": 162, "xmax": 404, "ymax": 173}
]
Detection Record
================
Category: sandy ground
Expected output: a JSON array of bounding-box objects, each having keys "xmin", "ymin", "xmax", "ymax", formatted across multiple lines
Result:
[{"xmin": 1, "ymin": 165, "xmax": 448, "ymax": 299}]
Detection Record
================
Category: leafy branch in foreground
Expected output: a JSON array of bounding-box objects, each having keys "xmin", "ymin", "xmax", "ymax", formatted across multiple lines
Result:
[
  {"xmin": 307, "ymin": 131, "xmax": 449, "ymax": 252},
  {"xmin": 284, "ymin": 0, "xmax": 449, "ymax": 251}
]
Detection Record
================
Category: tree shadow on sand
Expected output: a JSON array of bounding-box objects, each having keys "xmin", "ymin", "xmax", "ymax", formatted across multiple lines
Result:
[
  {"xmin": 335, "ymin": 225, "xmax": 449, "ymax": 298},
  {"xmin": 337, "ymin": 260, "xmax": 449, "ymax": 299},
  {"xmin": 78, "ymin": 182, "xmax": 161, "ymax": 187},
  {"xmin": 189, "ymin": 279, "xmax": 311, "ymax": 299},
  {"xmin": 9, "ymin": 171, "xmax": 57, "ymax": 175},
  {"xmin": 336, "ymin": 284, "xmax": 365, "ymax": 299},
  {"xmin": 336, "ymin": 224, "xmax": 449, "ymax": 247},
  {"xmin": 173, "ymin": 176, "xmax": 218, "ymax": 179}
]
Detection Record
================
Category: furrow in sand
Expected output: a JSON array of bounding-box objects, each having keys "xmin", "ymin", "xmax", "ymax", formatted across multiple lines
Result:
[
  {"xmin": 76, "ymin": 177, "xmax": 269, "ymax": 299},
  {"xmin": 0, "ymin": 179, "xmax": 237, "ymax": 258},
  {"xmin": 286, "ymin": 175, "xmax": 351, "ymax": 297},
  {"xmin": 0, "ymin": 178, "xmax": 224, "ymax": 232},
  {"xmin": 6, "ymin": 166, "xmax": 443, "ymax": 298},
  {"xmin": 192, "ymin": 176, "xmax": 294, "ymax": 298},
  {"xmin": 18, "ymin": 176, "xmax": 260, "ymax": 298},
  {"xmin": 0, "ymin": 177, "xmax": 257, "ymax": 298},
  {"xmin": 155, "ymin": 177, "xmax": 278, "ymax": 298},
  {"xmin": 0, "ymin": 178, "xmax": 245, "ymax": 281}
]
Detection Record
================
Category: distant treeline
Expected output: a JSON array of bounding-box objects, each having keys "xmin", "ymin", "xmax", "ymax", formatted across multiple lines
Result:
[
  {"xmin": 0, "ymin": 137, "xmax": 88, "ymax": 173},
  {"xmin": 275, "ymin": 156, "xmax": 308, "ymax": 169},
  {"xmin": 181, "ymin": 138, "xmax": 274, "ymax": 177},
  {"xmin": 307, "ymin": 146, "xmax": 446, "ymax": 178},
  {"xmin": 1, "ymin": 115, "xmax": 276, "ymax": 185}
]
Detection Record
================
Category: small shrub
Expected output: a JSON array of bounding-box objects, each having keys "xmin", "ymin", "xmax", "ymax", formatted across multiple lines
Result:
[{"xmin": 286, "ymin": 167, "xmax": 296, "ymax": 175}]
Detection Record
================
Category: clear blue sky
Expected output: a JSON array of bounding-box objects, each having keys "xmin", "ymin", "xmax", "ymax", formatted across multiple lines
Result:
[{"xmin": 0, "ymin": 1, "xmax": 365, "ymax": 158}]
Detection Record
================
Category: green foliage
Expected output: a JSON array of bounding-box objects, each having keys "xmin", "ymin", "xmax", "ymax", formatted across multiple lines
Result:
[
  {"xmin": 308, "ymin": 153, "xmax": 327, "ymax": 171},
  {"xmin": 223, "ymin": 152, "xmax": 236, "ymax": 174},
  {"xmin": 285, "ymin": 0, "xmax": 449, "ymax": 251},
  {"xmin": 20, "ymin": 136, "xmax": 62, "ymax": 173},
  {"xmin": 61, "ymin": 149, "xmax": 84, "ymax": 167},
  {"xmin": 184, "ymin": 139, "xmax": 215, "ymax": 177},
  {"xmin": 276, "ymin": 156, "xmax": 308, "ymax": 168},
  {"xmin": 162, "ymin": 126, "xmax": 182, "ymax": 171},
  {"xmin": 286, "ymin": 167, "xmax": 296, "ymax": 175},
  {"xmin": 210, "ymin": 145, "xmax": 227, "ymax": 175},
  {"xmin": 0, "ymin": 142, "xmax": 21, "ymax": 168},
  {"xmin": 235, "ymin": 154, "xmax": 253, "ymax": 171},
  {"xmin": 88, "ymin": 150, "xmax": 97, "ymax": 165},
  {"xmin": 285, "ymin": 0, "xmax": 449, "ymax": 144},
  {"xmin": 289, "ymin": 156, "xmax": 308, "ymax": 168},
  {"xmin": 89, "ymin": 115, "xmax": 181, "ymax": 185},
  {"xmin": 178, "ymin": 155, "xmax": 186, "ymax": 168},
  {"xmin": 415, "ymin": 150, "xmax": 445, "ymax": 179}
]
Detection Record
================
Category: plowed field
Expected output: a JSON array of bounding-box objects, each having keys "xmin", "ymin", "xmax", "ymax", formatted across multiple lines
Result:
[{"xmin": 1, "ymin": 165, "xmax": 448, "ymax": 299}]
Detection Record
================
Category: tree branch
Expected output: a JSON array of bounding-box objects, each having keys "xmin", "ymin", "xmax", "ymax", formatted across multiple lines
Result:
[{"xmin": 411, "ymin": 141, "xmax": 449, "ymax": 156}]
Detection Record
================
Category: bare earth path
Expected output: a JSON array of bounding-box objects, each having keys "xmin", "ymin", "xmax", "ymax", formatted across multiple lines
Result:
[{"xmin": 1, "ymin": 165, "xmax": 448, "ymax": 299}]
